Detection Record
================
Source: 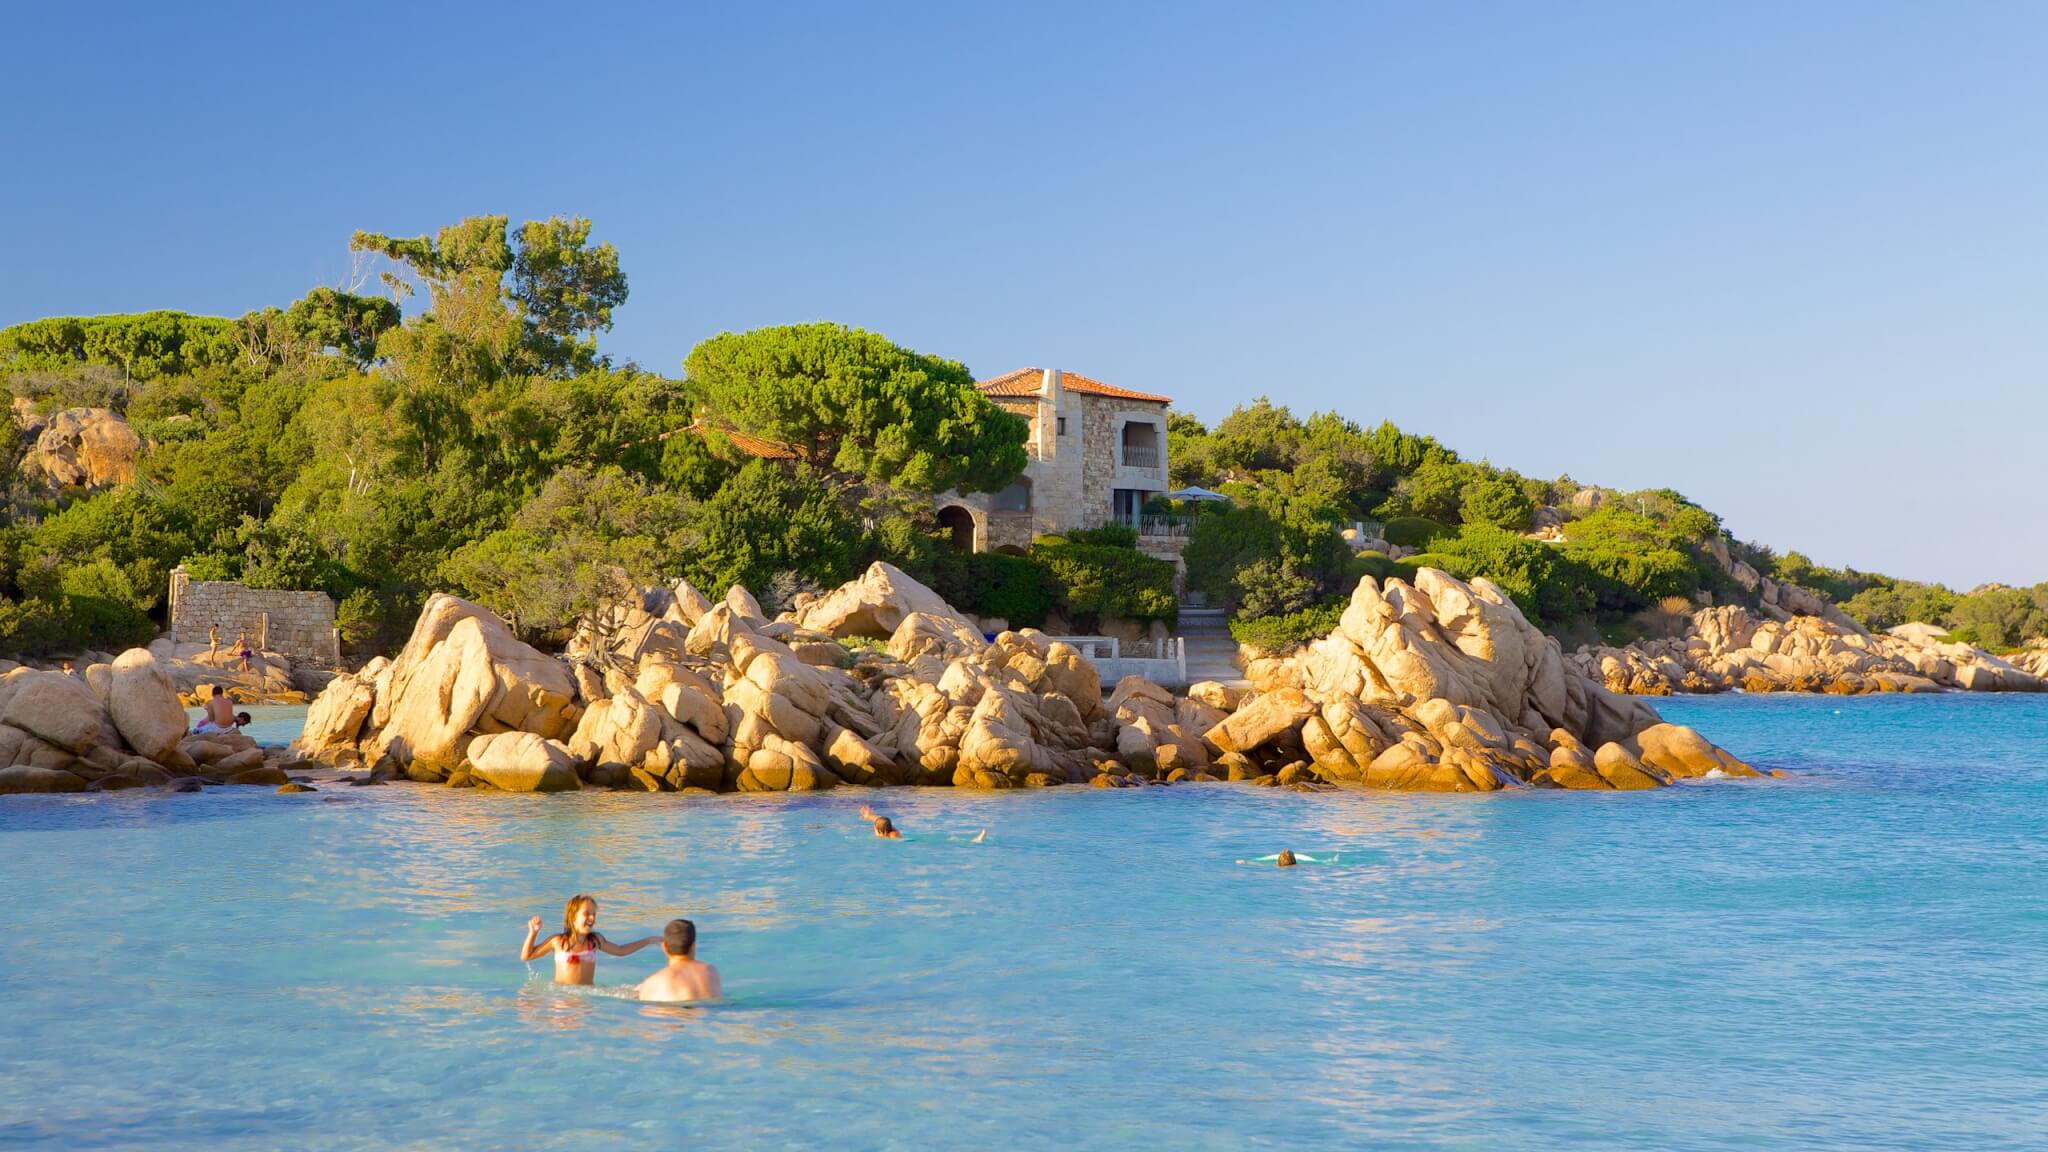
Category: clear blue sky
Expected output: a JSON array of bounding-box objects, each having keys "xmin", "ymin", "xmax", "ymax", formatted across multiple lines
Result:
[{"xmin": 5, "ymin": 2, "xmax": 2042, "ymax": 589}]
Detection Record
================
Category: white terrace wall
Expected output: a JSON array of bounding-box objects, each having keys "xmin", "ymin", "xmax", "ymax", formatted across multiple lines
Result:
[{"xmin": 168, "ymin": 569, "xmax": 340, "ymax": 667}]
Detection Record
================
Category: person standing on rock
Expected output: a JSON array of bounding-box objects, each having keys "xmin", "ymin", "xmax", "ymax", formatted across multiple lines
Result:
[
  {"xmin": 208, "ymin": 624, "xmax": 220, "ymax": 665},
  {"xmin": 520, "ymin": 895, "xmax": 661, "ymax": 986},
  {"xmin": 635, "ymin": 919, "xmax": 722, "ymax": 1004},
  {"xmin": 235, "ymin": 631, "xmax": 254, "ymax": 673}
]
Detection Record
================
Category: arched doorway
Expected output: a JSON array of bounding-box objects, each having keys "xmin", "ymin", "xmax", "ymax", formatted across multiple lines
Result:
[{"xmin": 937, "ymin": 505, "xmax": 976, "ymax": 551}]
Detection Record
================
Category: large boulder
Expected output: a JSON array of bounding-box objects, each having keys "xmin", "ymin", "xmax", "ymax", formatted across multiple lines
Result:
[
  {"xmin": 796, "ymin": 562, "xmax": 980, "ymax": 639},
  {"xmin": 106, "ymin": 649, "xmax": 189, "ymax": 762},
  {"xmin": 566, "ymin": 676, "xmax": 664, "ymax": 771},
  {"xmin": 30, "ymin": 407, "xmax": 140, "ymax": 489},
  {"xmin": 0, "ymin": 671, "xmax": 109, "ymax": 754},
  {"xmin": 367, "ymin": 595, "xmax": 579, "ymax": 766},
  {"xmin": 1632, "ymin": 723, "xmax": 1761, "ymax": 780},
  {"xmin": 297, "ymin": 673, "xmax": 377, "ymax": 756},
  {"xmin": 466, "ymin": 732, "xmax": 582, "ymax": 792},
  {"xmin": 888, "ymin": 611, "xmax": 986, "ymax": 665},
  {"xmin": 1217, "ymin": 569, "xmax": 1753, "ymax": 792},
  {"xmin": 1206, "ymin": 687, "xmax": 1316, "ymax": 756}
]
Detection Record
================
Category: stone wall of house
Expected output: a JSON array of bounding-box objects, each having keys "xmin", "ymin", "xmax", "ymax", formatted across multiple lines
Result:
[
  {"xmin": 935, "ymin": 378, "xmax": 1172, "ymax": 550},
  {"xmin": 168, "ymin": 571, "xmax": 340, "ymax": 666},
  {"xmin": 1076, "ymin": 395, "xmax": 1169, "ymax": 516}
]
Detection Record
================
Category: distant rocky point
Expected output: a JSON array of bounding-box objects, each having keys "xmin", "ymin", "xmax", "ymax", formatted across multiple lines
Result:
[{"xmin": 1568, "ymin": 605, "xmax": 2041, "ymax": 696}]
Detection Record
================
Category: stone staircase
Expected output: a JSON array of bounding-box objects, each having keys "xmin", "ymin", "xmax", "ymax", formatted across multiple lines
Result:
[{"xmin": 1176, "ymin": 608, "xmax": 1246, "ymax": 687}]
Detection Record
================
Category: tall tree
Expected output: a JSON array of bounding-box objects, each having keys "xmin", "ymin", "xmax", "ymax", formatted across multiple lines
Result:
[
  {"xmin": 350, "ymin": 215, "xmax": 627, "ymax": 379},
  {"xmin": 685, "ymin": 323, "xmax": 1027, "ymax": 494}
]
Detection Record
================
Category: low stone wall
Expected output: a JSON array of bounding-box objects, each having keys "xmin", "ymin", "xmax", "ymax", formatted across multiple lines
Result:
[{"xmin": 168, "ymin": 573, "xmax": 339, "ymax": 667}]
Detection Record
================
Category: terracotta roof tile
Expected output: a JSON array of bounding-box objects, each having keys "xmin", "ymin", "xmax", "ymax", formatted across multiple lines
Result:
[{"xmin": 976, "ymin": 367, "xmax": 1170, "ymax": 405}]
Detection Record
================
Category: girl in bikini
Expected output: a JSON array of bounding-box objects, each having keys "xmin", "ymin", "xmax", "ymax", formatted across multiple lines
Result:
[{"xmin": 519, "ymin": 894, "xmax": 661, "ymax": 985}]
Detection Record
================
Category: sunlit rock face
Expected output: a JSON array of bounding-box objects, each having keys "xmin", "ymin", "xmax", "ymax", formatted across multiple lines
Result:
[
  {"xmin": 1568, "ymin": 604, "xmax": 2042, "ymax": 696},
  {"xmin": 288, "ymin": 565, "xmax": 1762, "ymax": 797}
]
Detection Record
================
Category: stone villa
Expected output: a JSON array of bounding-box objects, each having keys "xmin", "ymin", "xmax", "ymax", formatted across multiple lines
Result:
[{"xmin": 936, "ymin": 368, "xmax": 1178, "ymax": 560}]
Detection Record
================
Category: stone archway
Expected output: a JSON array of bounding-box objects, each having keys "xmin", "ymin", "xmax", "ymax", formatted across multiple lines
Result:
[{"xmin": 937, "ymin": 505, "xmax": 977, "ymax": 551}]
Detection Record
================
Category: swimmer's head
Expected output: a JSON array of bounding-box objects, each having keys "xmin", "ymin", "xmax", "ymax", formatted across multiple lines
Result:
[
  {"xmin": 235, "ymin": 712, "xmax": 253, "ymax": 727},
  {"xmin": 663, "ymin": 918, "xmax": 696, "ymax": 958},
  {"xmin": 1276, "ymin": 850, "xmax": 1297, "ymax": 868},
  {"xmin": 564, "ymin": 894, "xmax": 598, "ymax": 940},
  {"xmin": 873, "ymin": 817, "xmax": 899, "ymax": 838}
]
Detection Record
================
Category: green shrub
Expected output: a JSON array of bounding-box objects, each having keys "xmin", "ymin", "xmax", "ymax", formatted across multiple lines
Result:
[
  {"xmin": 1029, "ymin": 538, "xmax": 1176, "ymax": 624},
  {"xmin": 1429, "ymin": 524, "xmax": 1591, "ymax": 627},
  {"xmin": 1458, "ymin": 476, "xmax": 1534, "ymax": 530},
  {"xmin": 0, "ymin": 597, "xmax": 70, "ymax": 657},
  {"xmin": 1946, "ymin": 586, "xmax": 2048, "ymax": 649},
  {"xmin": 1398, "ymin": 551, "xmax": 1467, "ymax": 577},
  {"xmin": 0, "ymin": 312, "xmax": 242, "ymax": 380},
  {"xmin": 1064, "ymin": 523, "xmax": 1138, "ymax": 548},
  {"xmin": 1382, "ymin": 517, "xmax": 1454, "ymax": 549},
  {"xmin": 1229, "ymin": 598, "xmax": 1345, "ymax": 653},
  {"xmin": 1185, "ymin": 504, "xmax": 1288, "ymax": 605},
  {"xmin": 1232, "ymin": 555, "xmax": 1320, "ymax": 619},
  {"xmin": 1350, "ymin": 550, "xmax": 1402, "ymax": 583},
  {"xmin": 1559, "ymin": 508, "xmax": 1703, "ymax": 611},
  {"xmin": 936, "ymin": 551, "xmax": 1060, "ymax": 627},
  {"xmin": 1840, "ymin": 582, "xmax": 1958, "ymax": 632}
]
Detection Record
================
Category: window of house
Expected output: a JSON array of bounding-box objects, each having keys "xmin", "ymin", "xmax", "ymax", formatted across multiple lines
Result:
[
  {"xmin": 1056, "ymin": 416, "xmax": 1067, "ymax": 436},
  {"xmin": 993, "ymin": 478, "xmax": 1032, "ymax": 512}
]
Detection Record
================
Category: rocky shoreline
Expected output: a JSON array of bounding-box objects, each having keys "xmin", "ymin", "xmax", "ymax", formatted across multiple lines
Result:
[
  {"xmin": 0, "ymin": 649, "xmax": 322, "ymax": 794},
  {"xmin": 20, "ymin": 558, "xmax": 2039, "ymax": 800},
  {"xmin": 0, "ymin": 563, "xmax": 1772, "ymax": 798},
  {"xmin": 1567, "ymin": 605, "xmax": 2043, "ymax": 697},
  {"xmin": 273, "ymin": 563, "xmax": 1766, "ymax": 796}
]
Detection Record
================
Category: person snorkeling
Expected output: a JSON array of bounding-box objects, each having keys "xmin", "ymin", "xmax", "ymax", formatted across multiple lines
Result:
[{"xmin": 519, "ymin": 894, "xmax": 661, "ymax": 986}]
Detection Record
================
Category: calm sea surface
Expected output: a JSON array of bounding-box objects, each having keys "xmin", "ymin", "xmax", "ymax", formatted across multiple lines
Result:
[{"xmin": 4, "ymin": 694, "xmax": 2045, "ymax": 1150}]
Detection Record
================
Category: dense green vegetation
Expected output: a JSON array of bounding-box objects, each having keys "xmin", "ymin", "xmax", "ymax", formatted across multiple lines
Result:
[
  {"xmin": 0, "ymin": 215, "xmax": 1199, "ymax": 659},
  {"xmin": 5, "ymin": 232, "xmax": 2038, "ymax": 661},
  {"xmin": 1763, "ymin": 552, "xmax": 2048, "ymax": 650},
  {"xmin": 1174, "ymin": 399, "xmax": 2041, "ymax": 652}
]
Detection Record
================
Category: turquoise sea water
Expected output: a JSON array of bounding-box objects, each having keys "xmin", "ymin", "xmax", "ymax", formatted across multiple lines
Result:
[
  {"xmin": 180, "ymin": 705, "xmax": 308, "ymax": 746},
  {"xmin": 4, "ymin": 694, "xmax": 2045, "ymax": 1150}
]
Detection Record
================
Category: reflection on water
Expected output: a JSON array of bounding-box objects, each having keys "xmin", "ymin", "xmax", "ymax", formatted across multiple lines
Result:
[{"xmin": 4, "ymin": 694, "xmax": 2047, "ymax": 1150}]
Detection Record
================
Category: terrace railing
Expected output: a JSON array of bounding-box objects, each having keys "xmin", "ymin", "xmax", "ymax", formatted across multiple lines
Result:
[
  {"xmin": 1082, "ymin": 510, "xmax": 1199, "ymax": 538},
  {"xmin": 1120, "ymin": 444, "xmax": 1161, "ymax": 469}
]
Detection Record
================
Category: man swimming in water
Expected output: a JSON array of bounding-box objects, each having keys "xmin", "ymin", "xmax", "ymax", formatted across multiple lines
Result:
[
  {"xmin": 859, "ymin": 805, "xmax": 903, "ymax": 839},
  {"xmin": 1236, "ymin": 850, "xmax": 1341, "ymax": 867},
  {"xmin": 635, "ymin": 919, "xmax": 722, "ymax": 1004},
  {"xmin": 856, "ymin": 805, "xmax": 986, "ymax": 842}
]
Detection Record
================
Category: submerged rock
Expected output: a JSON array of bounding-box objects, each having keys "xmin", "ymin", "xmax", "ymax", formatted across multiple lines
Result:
[{"xmin": 0, "ymin": 765, "xmax": 89, "ymax": 793}]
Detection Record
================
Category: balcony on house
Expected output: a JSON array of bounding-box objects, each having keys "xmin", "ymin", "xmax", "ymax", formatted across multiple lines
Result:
[{"xmin": 1120, "ymin": 421, "xmax": 1161, "ymax": 470}]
